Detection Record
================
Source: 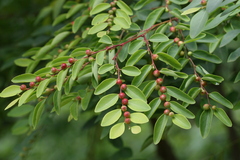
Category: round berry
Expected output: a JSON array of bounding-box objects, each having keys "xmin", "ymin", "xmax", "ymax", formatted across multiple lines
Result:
[
  {"xmin": 124, "ymin": 118, "xmax": 131, "ymax": 124},
  {"xmin": 58, "ymin": 49, "xmax": 63, "ymax": 53},
  {"xmin": 169, "ymin": 112, "xmax": 175, "ymax": 117},
  {"xmin": 170, "ymin": 26, "xmax": 176, "ymax": 32},
  {"xmin": 35, "ymin": 76, "xmax": 42, "ymax": 82},
  {"xmin": 112, "ymin": 7, "xmax": 117, "ymax": 12},
  {"xmin": 159, "ymin": 94, "xmax": 167, "ymax": 101},
  {"xmin": 85, "ymin": 49, "xmax": 92, "ymax": 56},
  {"xmin": 188, "ymin": 51, "xmax": 193, "ymax": 56},
  {"xmin": 124, "ymin": 111, "xmax": 130, "ymax": 118},
  {"xmin": 76, "ymin": 96, "xmax": 81, "ymax": 101},
  {"xmin": 29, "ymin": 82, "xmax": 35, "ymax": 88},
  {"xmin": 155, "ymin": 85, "xmax": 160, "ymax": 90},
  {"xmin": 68, "ymin": 58, "xmax": 76, "ymax": 64},
  {"xmin": 122, "ymin": 98, "xmax": 128, "ymax": 105},
  {"xmin": 20, "ymin": 84, "xmax": 27, "ymax": 91},
  {"xmin": 195, "ymin": 76, "xmax": 201, "ymax": 82},
  {"xmin": 61, "ymin": 63, "xmax": 67, "ymax": 70},
  {"xmin": 119, "ymin": 92, "xmax": 126, "ymax": 99},
  {"xmin": 152, "ymin": 54, "xmax": 159, "ymax": 61},
  {"xmin": 156, "ymin": 78, "xmax": 164, "ymax": 85},
  {"xmin": 121, "ymin": 105, "xmax": 127, "ymax": 112},
  {"xmin": 203, "ymin": 104, "xmax": 210, "ymax": 110},
  {"xmin": 120, "ymin": 84, "xmax": 127, "ymax": 91},
  {"xmin": 201, "ymin": 0, "xmax": 207, "ymax": 6},
  {"xmin": 51, "ymin": 67, "xmax": 58, "ymax": 73},
  {"xmin": 164, "ymin": 109, "xmax": 170, "ymax": 115},
  {"xmin": 164, "ymin": 101, "xmax": 171, "ymax": 108},
  {"xmin": 153, "ymin": 70, "xmax": 160, "ymax": 77},
  {"xmin": 160, "ymin": 86, "xmax": 167, "ymax": 93},
  {"xmin": 212, "ymin": 105, "xmax": 217, "ymax": 110},
  {"xmin": 108, "ymin": 10, "xmax": 114, "ymax": 14},
  {"xmin": 110, "ymin": 2, "xmax": 116, "ymax": 7},
  {"xmin": 201, "ymin": 80, "xmax": 207, "ymax": 87},
  {"xmin": 88, "ymin": 57, "xmax": 95, "ymax": 62},
  {"xmin": 174, "ymin": 37, "xmax": 180, "ymax": 43},
  {"xmin": 116, "ymin": 79, "xmax": 123, "ymax": 85},
  {"xmin": 178, "ymin": 41, "xmax": 184, "ymax": 46},
  {"xmin": 179, "ymin": 51, "xmax": 185, "ymax": 56}
]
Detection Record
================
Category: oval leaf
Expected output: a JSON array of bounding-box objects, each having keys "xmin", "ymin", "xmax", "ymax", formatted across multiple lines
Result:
[
  {"xmin": 90, "ymin": 3, "xmax": 111, "ymax": 15},
  {"xmin": 153, "ymin": 114, "xmax": 169, "ymax": 144},
  {"xmin": 109, "ymin": 123, "xmax": 125, "ymax": 139},
  {"xmin": 166, "ymin": 86, "xmax": 195, "ymax": 104},
  {"xmin": 131, "ymin": 125, "xmax": 141, "ymax": 134},
  {"xmin": 190, "ymin": 9, "xmax": 208, "ymax": 38},
  {"xmin": 125, "ymin": 85, "xmax": 147, "ymax": 101},
  {"xmin": 94, "ymin": 78, "xmax": 116, "ymax": 95},
  {"xmin": 116, "ymin": 0, "xmax": 133, "ymax": 15},
  {"xmin": 193, "ymin": 50, "xmax": 222, "ymax": 64},
  {"xmin": 128, "ymin": 99, "xmax": 151, "ymax": 112},
  {"xmin": 130, "ymin": 113, "xmax": 149, "ymax": 124},
  {"xmin": 200, "ymin": 110, "xmax": 213, "ymax": 138},
  {"xmin": 132, "ymin": 65, "xmax": 152, "ymax": 87},
  {"xmin": 158, "ymin": 52, "xmax": 182, "ymax": 70},
  {"xmin": 0, "ymin": 85, "xmax": 22, "ymax": 98},
  {"xmin": 170, "ymin": 101, "xmax": 195, "ymax": 119},
  {"xmin": 149, "ymin": 33, "xmax": 169, "ymax": 42},
  {"xmin": 57, "ymin": 69, "xmax": 69, "ymax": 91},
  {"xmin": 36, "ymin": 78, "xmax": 51, "ymax": 98},
  {"xmin": 12, "ymin": 73, "xmax": 36, "ymax": 83},
  {"xmin": 101, "ymin": 109, "xmax": 122, "ymax": 126},
  {"xmin": 122, "ymin": 66, "xmax": 141, "ymax": 76},
  {"xmin": 209, "ymin": 92, "xmax": 233, "ymax": 109},
  {"xmin": 88, "ymin": 23, "xmax": 108, "ymax": 34},
  {"xmin": 32, "ymin": 99, "xmax": 46, "ymax": 129},
  {"xmin": 95, "ymin": 93, "xmax": 119, "ymax": 113},
  {"xmin": 172, "ymin": 114, "xmax": 191, "ymax": 129},
  {"xmin": 214, "ymin": 108, "xmax": 232, "ymax": 127},
  {"xmin": 114, "ymin": 17, "xmax": 130, "ymax": 29},
  {"xmin": 18, "ymin": 89, "xmax": 35, "ymax": 106},
  {"xmin": 126, "ymin": 50, "xmax": 147, "ymax": 66}
]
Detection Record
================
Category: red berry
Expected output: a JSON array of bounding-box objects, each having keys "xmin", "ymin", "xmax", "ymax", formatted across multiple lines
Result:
[
  {"xmin": 20, "ymin": 84, "xmax": 27, "ymax": 91},
  {"xmin": 68, "ymin": 58, "xmax": 76, "ymax": 64},
  {"xmin": 85, "ymin": 49, "xmax": 92, "ymax": 56},
  {"xmin": 71, "ymin": 21, "xmax": 74, "ymax": 25},
  {"xmin": 201, "ymin": 0, "xmax": 207, "ymax": 5},
  {"xmin": 124, "ymin": 118, "xmax": 131, "ymax": 124},
  {"xmin": 76, "ymin": 96, "xmax": 81, "ymax": 101},
  {"xmin": 152, "ymin": 54, "xmax": 159, "ymax": 61},
  {"xmin": 160, "ymin": 86, "xmax": 167, "ymax": 93},
  {"xmin": 121, "ymin": 105, "xmax": 127, "ymax": 112},
  {"xmin": 174, "ymin": 37, "xmax": 180, "ymax": 43},
  {"xmin": 120, "ymin": 84, "xmax": 127, "ymax": 91},
  {"xmin": 122, "ymin": 98, "xmax": 128, "ymax": 105},
  {"xmin": 51, "ymin": 67, "xmax": 58, "ymax": 73},
  {"xmin": 164, "ymin": 109, "xmax": 170, "ymax": 115},
  {"xmin": 119, "ymin": 92, "xmax": 126, "ymax": 99},
  {"xmin": 170, "ymin": 26, "xmax": 176, "ymax": 32},
  {"xmin": 29, "ymin": 82, "xmax": 35, "ymax": 88},
  {"xmin": 124, "ymin": 111, "xmax": 130, "ymax": 118},
  {"xmin": 164, "ymin": 101, "xmax": 170, "ymax": 108},
  {"xmin": 153, "ymin": 70, "xmax": 160, "ymax": 77},
  {"xmin": 116, "ymin": 79, "xmax": 122, "ymax": 85},
  {"xmin": 178, "ymin": 41, "xmax": 184, "ymax": 46},
  {"xmin": 203, "ymin": 104, "xmax": 210, "ymax": 110},
  {"xmin": 156, "ymin": 78, "xmax": 163, "ymax": 85},
  {"xmin": 159, "ymin": 94, "xmax": 167, "ymax": 101},
  {"xmin": 61, "ymin": 63, "xmax": 68, "ymax": 70},
  {"xmin": 35, "ymin": 76, "xmax": 42, "ymax": 82}
]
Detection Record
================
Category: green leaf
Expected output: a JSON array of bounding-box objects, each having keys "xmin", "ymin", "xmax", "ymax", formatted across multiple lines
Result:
[
  {"xmin": 88, "ymin": 23, "xmax": 108, "ymax": 34},
  {"xmin": 132, "ymin": 65, "xmax": 152, "ymax": 87},
  {"xmin": 204, "ymin": 12, "xmax": 230, "ymax": 30},
  {"xmin": 166, "ymin": 86, "xmax": 195, "ymax": 104},
  {"xmin": 11, "ymin": 119, "xmax": 29, "ymax": 135},
  {"xmin": 202, "ymin": 74, "xmax": 224, "ymax": 83},
  {"xmin": 109, "ymin": 123, "xmax": 125, "ymax": 139},
  {"xmin": 133, "ymin": 0, "xmax": 154, "ymax": 10},
  {"xmin": 18, "ymin": 89, "xmax": 35, "ymax": 106},
  {"xmin": 200, "ymin": 110, "xmax": 213, "ymax": 138},
  {"xmin": 209, "ymin": 92, "xmax": 233, "ymax": 109},
  {"xmin": 126, "ymin": 50, "xmax": 147, "ymax": 66},
  {"xmin": 50, "ymin": 56, "xmax": 71, "ymax": 67},
  {"xmin": 206, "ymin": 0, "xmax": 222, "ymax": 13},
  {"xmin": 36, "ymin": 78, "xmax": 51, "ymax": 98},
  {"xmin": 181, "ymin": 7, "xmax": 201, "ymax": 15},
  {"xmin": 66, "ymin": 4, "xmax": 86, "ymax": 18},
  {"xmin": 53, "ymin": 90, "xmax": 61, "ymax": 115},
  {"xmin": 101, "ymin": 109, "xmax": 122, "ymax": 126},
  {"xmin": 81, "ymin": 89, "xmax": 93, "ymax": 110},
  {"xmin": 94, "ymin": 78, "xmax": 116, "ymax": 95},
  {"xmin": 98, "ymin": 64, "xmax": 115, "ymax": 74},
  {"xmin": 128, "ymin": 99, "xmax": 151, "ymax": 112},
  {"xmin": 53, "ymin": 13, "xmax": 67, "ymax": 26},
  {"xmin": 193, "ymin": 50, "xmax": 222, "ymax": 64},
  {"xmin": 92, "ymin": 13, "xmax": 109, "ymax": 25},
  {"xmin": 72, "ymin": 58, "xmax": 87, "ymax": 80},
  {"xmin": 114, "ymin": 17, "xmax": 130, "ymax": 29},
  {"xmin": 214, "ymin": 108, "xmax": 232, "ymax": 127},
  {"xmin": 234, "ymin": 71, "xmax": 240, "ymax": 83},
  {"xmin": 220, "ymin": 29, "xmax": 240, "ymax": 47},
  {"xmin": 130, "ymin": 113, "xmax": 149, "ymax": 124},
  {"xmin": 142, "ymin": 80, "xmax": 156, "ymax": 99},
  {"xmin": 143, "ymin": 7, "xmax": 164, "ymax": 30},
  {"xmin": 125, "ymin": 85, "xmax": 147, "ymax": 101},
  {"xmin": 227, "ymin": 47, "xmax": 240, "ymax": 62},
  {"xmin": 51, "ymin": 31, "xmax": 71, "ymax": 46},
  {"xmin": 170, "ymin": 101, "xmax": 195, "ymax": 119},
  {"xmin": 57, "ymin": 69, "xmax": 69, "ymax": 91},
  {"xmin": 153, "ymin": 114, "xmax": 169, "ymax": 144},
  {"xmin": 153, "ymin": 40, "xmax": 174, "ymax": 54},
  {"xmin": 118, "ymin": 43, "xmax": 129, "ymax": 62},
  {"xmin": 171, "ymin": 0, "xmax": 188, "ymax": 4},
  {"xmin": 32, "ymin": 99, "xmax": 46, "ymax": 129},
  {"xmin": 0, "ymin": 85, "xmax": 22, "ymax": 98},
  {"xmin": 146, "ymin": 98, "xmax": 161, "ymax": 118},
  {"xmin": 158, "ymin": 52, "xmax": 182, "ymax": 70},
  {"xmin": 169, "ymin": 8, "xmax": 190, "ymax": 22},
  {"xmin": 96, "ymin": 51, "xmax": 105, "ymax": 65},
  {"xmin": 90, "ymin": 3, "xmax": 111, "ymax": 15},
  {"xmin": 12, "ymin": 73, "xmax": 36, "ymax": 83},
  {"xmin": 116, "ymin": 0, "xmax": 133, "ymax": 15},
  {"xmin": 122, "ymin": 66, "xmax": 141, "ymax": 76},
  {"xmin": 116, "ymin": 9, "xmax": 131, "ymax": 25},
  {"xmin": 128, "ymin": 40, "xmax": 144, "ymax": 54},
  {"xmin": 131, "ymin": 125, "xmax": 141, "ymax": 134},
  {"xmin": 14, "ymin": 58, "xmax": 33, "ymax": 67},
  {"xmin": 172, "ymin": 114, "xmax": 191, "ymax": 129},
  {"xmin": 5, "ymin": 98, "xmax": 20, "ymax": 110},
  {"xmin": 190, "ymin": 9, "xmax": 208, "ymax": 38},
  {"xmin": 7, "ymin": 104, "xmax": 33, "ymax": 117},
  {"xmin": 160, "ymin": 68, "xmax": 188, "ymax": 79},
  {"xmin": 99, "ymin": 35, "xmax": 112, "ymax": 44},
  {"xmin": 73, "ymin": 15, "xmax": 88, "ymax": 33},
  {"xmin": 95, "ymin": 93, "xmax": 119, "ymax": 112},
  {"xmin": 70, "ymin": 101, "xmax": 79, "ymax": 120},
  {"xmin": 149, "ymin": 33, "xmax": 169, "ymax": 42}
]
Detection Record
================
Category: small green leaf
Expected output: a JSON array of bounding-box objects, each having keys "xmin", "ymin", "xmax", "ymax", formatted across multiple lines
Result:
[
  {"xmin": 143, "ymin": 7, "xmax": 165, "ymax": 30},
  {"xmin": 131, "ymin": 125, "xmax": 141, "ymax": 134},
  {"xmin": 81, "ymin": 89, "xmax": 93, "ymax": 110},
  {"xmin": 146, "ymin": 98, "xmax": 161, "ymax": 118},
  {"xmin": 158, "ymin": 52, "xmax": 182, "ymax": 70},
  {"xmin": 116, "ymin": 0, "xmax": 133, "ymax": 15},
  {"xmin": 98, "ymin": 64, "xmax": 115, "ymax": 74},
  {"xmin": 14, "ymin": 58, "xmax": 33, "ymax": 67},
  {"xmin": 70, "ymin": 101, "xmax": 79, "ymax": 120},
  {"xmin": 109, "ymin": 122, "xmax": 125, "ymax": 139},
  {"xmin": 227, "ymin": 47, "xmax": 240, "ymax": 62},
  {"xmin": 153, "ymin": 40, "xmax": 173, "ymax": 54},
  {"xmin": 18, "ymin": 89, "xmax": 35, "ymax": 106},
  {"xmin": 36, "ymin": 78, "xmax": 51, "ymax": 98},
  {"xmin": 90, "ymin": 3, "xmax": 111, "ymax": 15},
  {"xmin": 53, "ymin": 13, "xmax": 67, "ymax": 26},
  {"xmin": 160, "ymin": 68, "xmax": 188, "ymax": 79},
  {"xmin": 220, "ymin": 29, "xmax": 240, "ymax": 47},
  {"xmin": 66, "ymin": 4, "xmax": 86, "ymax": 18},
  {"xmin": 73, "ymin": 15, "xmax": 88, "ymax": 33},
  {"xmin": 133, "ymin": 0, "xmax": 154, "ymax": 10},
  {"xmin": 101, "ymin": 109, "xmax": 122, "ymax": 126},
  {"xmin": 122, "ymin": 66, "xmax": 141, "ymax": 76},
  {"xmin": 12, "ymin": 73, "xmax": 36, "ymax": 83},
  {"xmin": 99, "ymin": 35, "xmax": 112, "ymax": 44},
  {"xmin": 51, "ymin": 31, "xmax": 71, "ymax": 46},
  {"xmin": 95, "ymin": 93, "xmax": 119, "ymax": 112},
  {"xmin": 72, "ymin": 58, "xmax": 87, "ymax": 80},
  {"xmin": 202, "ymin": 74, "xmax": 224, "ymax": 83},
  {"xmin": 53, "ymin": 90, "xmax": 61, "ymax": 115},
  {"xmin": 32, "ymin": 99, "xmax": 46, "ymax": 129},
  {"xmin": 172, "ymin": 114, "xmax": 191, "ymax": 129},
  {"xmin": 5, "ymin": 98, "xmax": 20, "ymax": 110},
  {"xmin": 132, "ymin": 65, "xmax": 152, "ymax": 87},
  {"xmin": 130, "ymin": 113, "xmax": 149, "ymax": 124},
  {"xmin": 200, "ymin": 110, "xmax": 213, "ymax": 138},
  {"xmin": 114, "ymin": 17, "xmax": 130, "ymax": 29},
  {"xmin": 7, "ymin": 104, "xmax": 33, "ymax": 117},
  {"xmin": 181, "ymin": 7, "xmax": 201, "ymax": 15},
  {"xmin": 125, "ymin": 85, "xmax": 147, "ymax": 102},
  {"xmin": 190, "ymin": 9, "xmax": 208, "ymax": 38},
  {"xmin": 0, "ymin": 85, "xmax": 22, "ymax": 98},
  {"xmin": 128, "ymin": 40, "xmax": 144, "ymax": 54},
  {"xmin": 96, "ymin": 51, "xmax": 105, "ymax": 65},
  {"xmin": 166, "ymin": 86, "xmax": 195, "ymax": 104},
  {"xmin": 126, "ymin": 50, "xmax": 147, "ymax": 66},
  {"xmin": 206, "ymin": 0, "xmax": 222, "ymax": 13},
  {"xmin": 88, "ymin": 23, "xmax": 108, "ymax": 34},
  {"xmin": 234, "ymin": 71, "xmax": 240, "ymax": 83},
  {"xmin": 57, "ymin": 69, "xmax": 69, "ymax": 91},
  {"xmin": 118, "ymin": 43, "xmax": 129, "ymax": 62},
  {"xmin": 209, "ymin": 92, "xmax": 233, "ymax": 109},
  {"xmin": 153, "ymin": 114, "xmax": 169, "ymax": 144},
  {"xmin": 128, "ymin": 99, "xmax": 151, "ymax": 112},
  {"xmin": 193, "ymin": 50, "xmax": 222, "ymax": 64},
  {"xmin": 170, "ymin": 101, "xmax": 195, "ymax": 119},
  {"xmin": 92, "ymin": 13, "xmax": 109, "ymax": 25},
  {"xmin": 214, "ymin": 108, "xmax": 232, "ymax": 127},
  {"xmin": 94, "ymin": 78, "xmax": 116, "ymax": 95},
  {"xmin": 142, "ymin": 80, "xmax": 156, "ymax": 99},
  {"xmin": 171, "ymin": 0, "xmax": 188, "ymax": 4},
  {"xmin": 116, "ymin": 9, "xmax": 131, "ymax": 25},
  {"xmin": 169, "ymin": 8, "xmax": 190, "ymax": 22},
  {"xmin": 149, "ymin": 33, "xmax": 169, "ymax": 42}
]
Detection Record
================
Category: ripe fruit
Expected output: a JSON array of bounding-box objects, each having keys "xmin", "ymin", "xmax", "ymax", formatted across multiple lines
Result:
[
  {"xmin": 164, "ymin": 109, "xmax": 170, "ymax": 115},
  {"xmin": 51, "ymin": 67, "xmax": 58, "ymax": 73},
  {"xmin": 153, "ymin": 70, "xmax": 160, "ymax": 77},
  {"xmin": 68, "ymin": 58, "xmax": 76, "ymax": 64},
  {"xmin": 124, "ymin": 111, "xmax": 130, "ymax": 118},
  {"xmin": 178, "ymin": 41, "xmax": 184, "ymax": 46},
  {"xmin": 85, "ymin": 49, "xmax": 92, "ymax": 56},
  {"xmin": 120, "ymin": 84, "xmax": 127, "ymax": 90},
  {"xmin": 29, "ymin": 82, "xmax": 35, "ymax": 88},
  {"xmin": 76, "ymin": 96, "xmax": 81, "ymax": 101},
  {"xmin": 20, "ymin": 84, "xmax": 27, "ymax": 91},
  {"xmin": 119, "ymin": 92, "xmax": 126, "ymax": 99},
  {"xmin": 122, "ymin": 98, "xmax": 128, "ymax": 105},
  {"xmin": 156, "ymin": 78, "xmax": 163, "ymax": 85},
  {"xmin": 124, "ymin": 118, "xmax": 131, "ymax": 124},
  {"xmin": 201, "ymin": 0, "xmax": 207, "ymax": 5},
  {"xmin": 174, "ymin": 37, "xmax": 180, "ymax": 43},
  {"xmin": 159, "ymin": 94, "xmax": 167, "ymax": 101},
  {"xmin": 116, "ymin": 79, "xmax": 123, "ymax": 85},
  {"xmin": 164, "ymin": 101, "xmax": 171, "ymax": 108},
  {"xmin": 35, "ymin": 76, "xmax": 42, "ymax": 82},
  {"xmin": 152, "ymin": 54, "xmax": 159, "ymax": 61},
  {"xmin": 203, "ymin": 104, "xmax": 210, "ymax": 110},
  {"xmin": 160, "ymin": 86, "xmax": 167, "ymax": 93},
  {"xmin": 61, "ymin": 63, "xmax": 68, "ymax": 70},
  {"xmin": 121, "ymin": 105, "xmax": 127, "ymax": 112},
  {"xmin": 170, "ymin": 26, "xmax": 176, "ymax": 32}
]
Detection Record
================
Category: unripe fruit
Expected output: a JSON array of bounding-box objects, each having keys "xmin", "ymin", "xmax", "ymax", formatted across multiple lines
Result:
[
  {"xmin": 201, "ymin": 80, "xmax": 207, "ymax": 87},
  {"xmin": 153, "ymin": 70, "xmax": 160, "ymax": 77},
  {"xmin": 68, "ymin": 58, "xmax": 76, "ymax": 64},
  {"xmin": 152, "ymin": 54, "xmax": 159, "ymax": 61},
  {"xmin": 108, "ymin": 10, "xmax": 114, "ymax": 14},
  {"xmin": 108, "ymin": 22, "xmax": 113, "ymax": 27},
  {"xmin": 174, "ymin": 37, "xmax": 180, "ymax": 43},
  {"xmin": 159, "ymin": 94, "xmax": 167, "ymax": 101},
  {"xmin": 85, "ymin": 49, "xmax": 92, "ymax": 56},
  {"xmin": 178, "ymin": 41, "xmax": 184, "ymax": 46},
  {"xmin": 35, "ymin": 76, "xmax": 42, "ymax": 82},
  {"xmin": 169, "ymin": 112, "xmax": 175, "ymax": 117},
  {"xmin": 110, "ymin": 2, "xmax": 116, "ymax": 7},
  {"xmin": 124, "ymin": 118, "xmax": 131, "ymax": 124},
  {"xmin": 119, "ymin": 92, "xmax": 126, "ymax": 99},
  {"xmin": 170, "ymin": 26, "xmax": 176, "ymax": 32},
  {"xmin": 201, "ymin": 89, "xmax": 206, "ymax": 95},
  {"xmin": 188, "ymin": 51, "xmax": 193, "ymax": 56},
  {"xmin": 124, "ymin": 111, "xmax": 130, "ymax": 118},
  {"xmin": 203, "ymin": 104, "xmax": 210, "ymax": 110},
  {"xmin": 155, "ymin": 85, "xmax": 160, "ymax": 90},
  {"xmin": 164, "ymin": 109, "xmax": 170, "ymax": 115},
  {"xmin": 179, "ymin": 51, "xmax": 185, "ymax": 56},
  {"xmin": 120, "ymin": 84, "xmax": 127, "ymax": 91},
  {"xmin": 112, "ymin": 7, "xmax": 117, "ymax": 12},
  {"xmin": 51, "ymin": 67, "xmax": 58, "ymax": 73},
  {"xmin": 116, "ymin": 79, "xmax": 123, "ymax": 85},
  {"xmin": 164, "ymin": 101, "xmax": 171, "ymax": 108},
  {"xmin": 160, "ymin": 86, "xmax": 167, "ymax": 93},
  {"xmin": 58, "ymin": 49, "xmax": 63, "ymax": 53},
  {"xmin": 61, "ymin": 63, "xmax": 68, "ymax": 70},
  {"xmin": 195, "ymin": 76, "xmax": 201, "ymax": 82},
  {"xmin": 212, "ymin": 105, "xmax": 217, "ymax": 110},
  {"xmin": 121, "ymin": 105, "xmax": 127, "ymax": 112},
  {"xmin": 156, "ymin": 78, "xmax": 163, "ymax": 85},
  {"xmin": 166, "ymin": 0, "xmax": 171, "ymax": 5},
  {"xmin": 88, "ymin": 57, "xmax": 95, "ymax": 62},
  {"xmin": 29, "ymin": 82, "xmax": 35, "ymax": 88},
  {"xmin": 201, "ymin": 0, "xmax": 207, "ymax": 6},
  {"xmin": 122, "ymin": 98, "xmax": 128, "ymax": 105},
  {"xmin": 20, "ymin": 84, "xmax": 27, "ymax": 91}
]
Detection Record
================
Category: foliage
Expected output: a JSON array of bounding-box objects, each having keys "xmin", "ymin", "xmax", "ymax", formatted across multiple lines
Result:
[{"xmin": 1, "ymin": 0, "xmax": 240, "ymax": 159}]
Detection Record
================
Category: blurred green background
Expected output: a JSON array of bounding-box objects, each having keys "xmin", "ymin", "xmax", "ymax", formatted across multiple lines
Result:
[{"xmin": 1, "ymin": 0, "xmax": 240, "ymax": 160}]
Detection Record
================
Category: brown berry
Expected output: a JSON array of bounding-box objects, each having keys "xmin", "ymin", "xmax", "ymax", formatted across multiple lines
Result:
[
  {"xmin": 164, "ymin": 101, "xmax": 171, "ymax": 108},
  {"xmin": 159, "ymin": 94, "xmax": 167, "ymax": 101},
  {"xmin": 76, "ymin": 96, "xmax": 81, "ymax": 101},
  {"xmin": 29, "ymin": 82, "xmax": 35, "ymax": 88},
  {"xmin": 120, "ymin": 84, "xmax": 127, "ymax": 91},
  {"xmin": 124, "ymin": 111, "xmax": 130, "ymax": 118},
  {"xmin": 156, "ymin": 78, "xmax": 164, "ymax": 85},
  {"xmin": 195, "ymin": 76, "xmax": 201, "ymax": 82},
  {"xmin": 119, "ymin": 92, "xmax": 126, "ymax": 99},
  {"xmin": 164, "ymin": 109, "xmax": 170, "ymax": 115},
  {"xmin": 35, "ymin": 76, "xmax": 42, "ymax": 82},
  {"xmin": 124, "ymin": 118, "xmax": 131, "ymax": 124},
  {"xmin": 160, "ymin": 86, "xmax": 167, "ymax": 93},
  {"xmin": 116, "ymin": 79, "xmax": 123, "ymax": 85},
  {"xmin": 20, "ymin": 84, "xmax": 27, "ymax": 91},
  {"xmin": 153, "ymin": 70, "xmax": 160, "ymax": 77},
  {"xmin": 122, "ymin": 98, "xmax": 128, "ymax": 105},
  {"xmin": 121, "ymin": 105, "xmax": 127, "ymax": 112}
]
